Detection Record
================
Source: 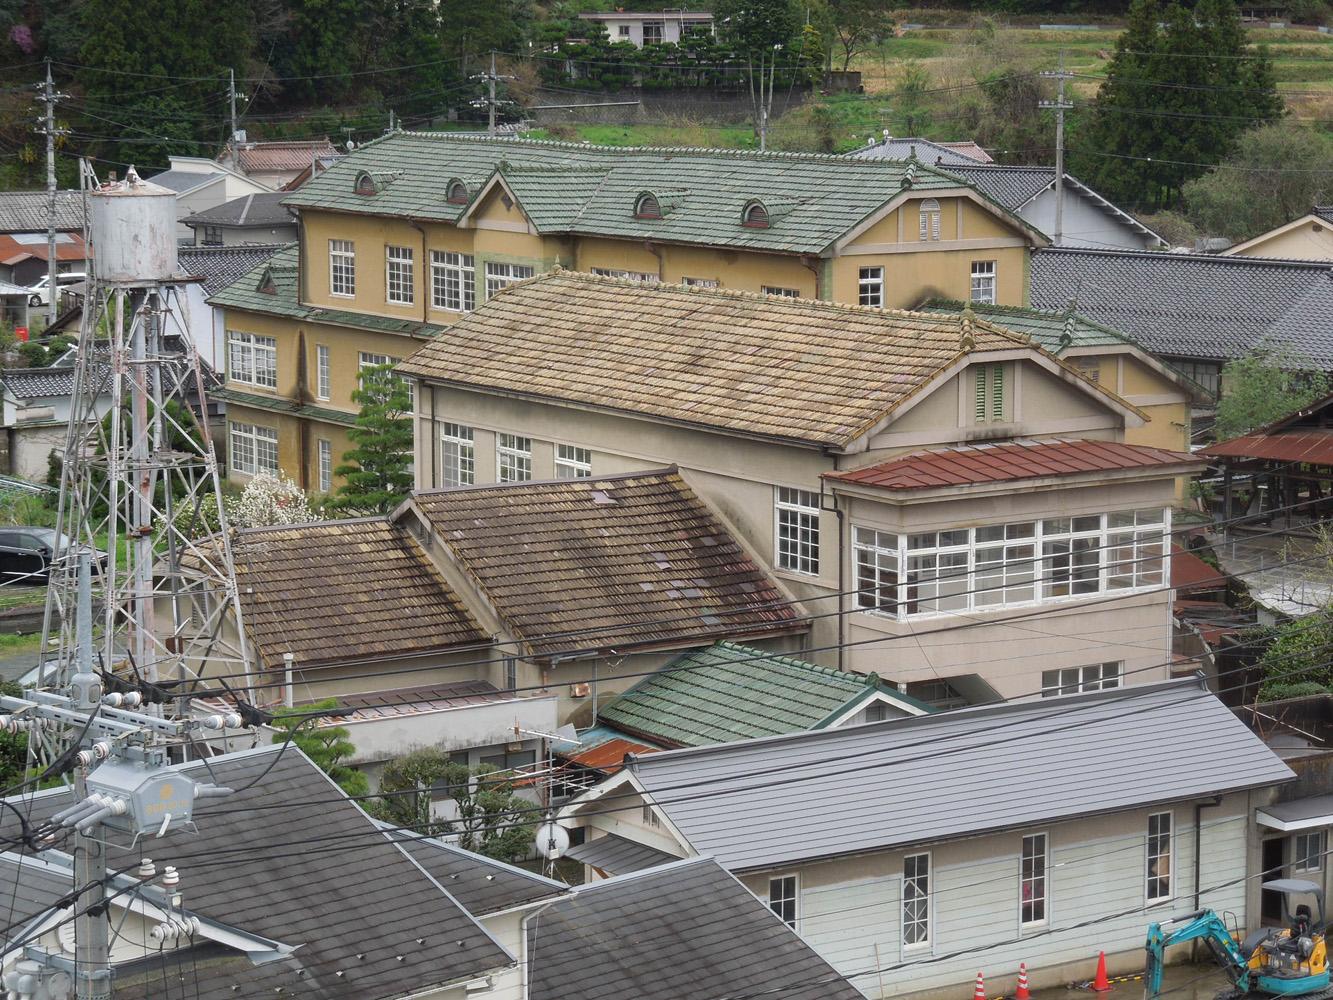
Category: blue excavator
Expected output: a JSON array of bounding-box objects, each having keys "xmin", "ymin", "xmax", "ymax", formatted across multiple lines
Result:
[{"xmin": 1145, "ymin": 880, "xmax": 1332, "ymax": 1000}]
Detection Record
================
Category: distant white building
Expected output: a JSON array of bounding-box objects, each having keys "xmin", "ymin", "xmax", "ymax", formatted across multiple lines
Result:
[
  {"xmin": 577, "ymin": 9, "xmax": 713, "ymax": 46},
  {"xmin": 147, "ymin": 156, "xmax": 273, "ymax": 243}
]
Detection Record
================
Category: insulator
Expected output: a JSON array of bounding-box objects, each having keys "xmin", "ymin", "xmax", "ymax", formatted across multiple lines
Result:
[
  {"xmin": 137, "ymin": 858, "xmax": 156, "ymax": 880},
  {"xmin": 161, "ymin": 865, "xmax": 179, "ymax": 889}
]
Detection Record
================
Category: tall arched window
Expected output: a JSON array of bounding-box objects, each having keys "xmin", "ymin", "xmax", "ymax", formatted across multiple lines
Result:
[{"xmin": 919, "ymin": 198, "xmax": 941, "ymax": 241}]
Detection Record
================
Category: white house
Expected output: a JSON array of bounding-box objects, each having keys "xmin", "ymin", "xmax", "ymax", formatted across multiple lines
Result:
[
  {"xmin": 0, "ymin": 364, "xmax": 111, "ymax": 480},
  {"xmin": 577, "ymin": 9, "xmax": 713, "ymax": 45},
  {"xmin": 558, "ymin": 678, "xmax": 1293, "ymax": 1000},
  {"xmin": 148, "ymin": 156, "xmax": 273, "ymax": 242}
]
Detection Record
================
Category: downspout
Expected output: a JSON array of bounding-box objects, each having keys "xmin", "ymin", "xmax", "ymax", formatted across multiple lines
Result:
[
  {"xmin": 296, "ymin": 210, "xmax": 307, "ymax": 305},
  {"xmin": 520, "ymin": 902, "xmax": 559, "ymax": 1000},
  {"xmin": 800, "ymin": 254, "xmax": 821, "ymax": 299},
  {"xmin": 821, "ymin": 448, "xmax": 845, "ymax": 671},
  {"xmin": 409, "ymin": 221, "xmax": 429, "ymax": 323},
  {"xmin": 1193, "ymin": 794, "xmax": 1223, "ymax": 962},
  {"xmin": 644, "ymin": 240, "xmax": 664, "ymax": 281}
]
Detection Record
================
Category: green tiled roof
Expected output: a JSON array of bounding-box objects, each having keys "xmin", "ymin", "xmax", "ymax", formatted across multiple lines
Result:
[
  {"xmin": 283, "ymin": 132, "xmax": 1046, "ymax": 255},
  {"xmin": 208, "ymin": 244, "xmax": 449, "ymax": 339},
  {"xmin": 216, "ymin": 387, "xmax": 357, "ymax": 427},
  {"xmin": 919, "ymin": 298, "xmax": 1131, "ymax": 353},
  {"xmin": 597, "ymin": 641, "xmax": 929, "ymax": 748}
]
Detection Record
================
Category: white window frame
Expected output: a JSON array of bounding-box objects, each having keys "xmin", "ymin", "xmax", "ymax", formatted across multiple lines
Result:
[
  {"xmin": 762, "ymin": 285, "xmax": 801, "ymax": 298},
  {"xmin": 682, "ymin": 276, "xmax": 719, "ymax": 288},
  {"xmin": 849, "ymin": 509, "xmax": 1168, "ymax": 622},
  {"xmin": 227, "ymin": 330, "xmax": 277, "ymax": 389},
  {"xmin": 440, "ymin": 423, "xmax": 476, "ymax": 489},
  {"xmin": 853, "ymin": 526, "xmax": 899, "ymax": 615},
  {"xmin": 431, "ymin": 250, "xmax": 475, "ymax": 313},
  {"xmin": 971, "ymin": 260, "xmax": 997, "ymax": 304},
  {"xmin": 1020, "ymin": 832, "xmax": 1048, "ymax": 928},
  {"xmin": 359, "ymin": 351, "xmax": 413, "ymax": 407},
  {"xmin": 767, "ymin": 873, "xmax": 799, "ymax": 930},
  {"xmin": 385, "ymin": 245, "xmax": 414, "ymax": 305},
  {"xmin": 1294, "ymin": 830, "xmax": 1326, "ymax": 874},
  {"xmin": 485, "ymin": 261, "xmax": 535, "ymax": 299},
  {"xmin": 618, "ymin": 24, "xmax": 631, "ymax": 36},
  {"xmin": 317, "ymin": 439, "xmax": 333, "ymax": 493},
  {"xmin": 919, "ymin": 198, "xmax": 941, "ymax": 241},
  {"xmin": 555, "ymin": 444, "xmax": 592, "ymax": 479},
  {"xmin": 1041, "ymin": 662, "xmax": 1123, "ymax": 698},
  {"xmin": 642, "ymin": 19, "xmax": 664, "ymax": 43},
  {"xmin": 1107, "ymin": 508, "xmax": 1168, "ymax": 591},
  {"xmin": 902, "ymin": 852, "xmax": 931, "ymax": 951},
  {"xmin": 497, "ymin": 433, "xmax": 532, "ymax": 483},
  {"xmin": 775, "ymin": 487, "xmax": 820, "ymax": 577},
  {"xmin": 229, "ymin": 421, "xmax": 278, "ymax": 477},
  {"xmin": 1147, "ymin": 811, "xmax": 1173, "ymax": 903},
  {"xmin": 858, "ymin": 266, "xmax": 883, "ymax": 307},
  {"xmin": 316, "ymin": 344, "xmax": 331, "ymax": 400},
  {"xmin": 590, "ymin": 267, "xmax": 659, "ymax": 283},
  {"xmin": 329, "ymin": 239, "xmax": 355, "ymax": 297}
]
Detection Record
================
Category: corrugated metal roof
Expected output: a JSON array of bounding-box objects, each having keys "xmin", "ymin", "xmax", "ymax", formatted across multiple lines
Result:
[
  {"xmin": 527, "ymin": 858, "xmax": 864, "ymax": 1000},
  {"xmin": 232, "ymin": 139, "xmax": 337, "ymax": 173},
  {"xmin": 564, "ymin": 736, "xmax": 660, "ymax": 771},
  {"xmin": 564, "ymin": 833, "xmax": 679, "ymax": 875},
  {"xmin": 825, "ymin": 438, "xmax": 1200, "ymax": 492},
  {"xmin": 1171, "ymin": 545, "xmax": 1222, "ymax": 592},
  {"xmin": 1202, "ymin": 428, "xmax": 1333, "ymax": 464},
  {"xmin": 625, "ymin": 678, "xmax": 1293, "ymax": 871}
]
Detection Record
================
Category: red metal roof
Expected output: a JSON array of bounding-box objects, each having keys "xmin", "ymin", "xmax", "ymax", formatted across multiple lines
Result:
[
  {"xmin": 1170, "ymin": 545, "xmax": 1222, "ymax": 593},
  {"xmin": 825, "ymin": 438, "xmax": 1200, "ymax": 491},
  {"xmin": 564, "ymin": 737, "xmax": 658, "ymax": 772},
  {"xmin": 0, "ymin": 233, "xmax": 87, "ymax": 265},
  {"xmin": 234, "ymin": 139, "xmax": 337, "ymax": 173},
  {"xmin": 1201, "ymin": 428, "xmax": 1333, "ymax": 465}
]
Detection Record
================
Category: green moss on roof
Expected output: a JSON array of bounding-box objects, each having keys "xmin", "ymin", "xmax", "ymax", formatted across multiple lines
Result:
[
  {"xmin": 919, "ymin": 297, "xmax": 1131, "ymax": 353},
  {"xmin": 283, "ymin": 132, "xmax": 1042, "ymax": 255},
  {"xmin": 598, "ymin": 641, "xmax": 927, "ymax": 748},
  {"xmin": 208, "ymin": 244, "xmax": 449, "ymax": 338}
]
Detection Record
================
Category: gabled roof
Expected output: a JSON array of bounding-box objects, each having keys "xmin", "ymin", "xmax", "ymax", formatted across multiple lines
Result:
[
  {"xmin": 850, "ymin": 136, "xmax": 992, "ymax": 166},
  {"xmin": 410, "ymin": 469, "xmax": 805, "ymax": 658},
  {"xmin": 231, "ymin": 517, "xmax": 487, "ymax": 671},
  {"xmin": 825, "ymin": 438, "xmax": 1202, "ymax": 493},
  {"xmin": 146, "ymin": 168, "xmax": 225, "ymax": 195},
  {"xmin": 564, "ymin": 833, "xmax": 680, "ymax": 876},
  {"xmin": 229, "ymin": 138, "xmax": 338, "ymax": 174},
  {"xmin": 183, "ymin": 192, "xmax": 296, "ymax": 228},
  {"xmin": 619, "ymin": 678, "xmax": 1293, "ymax": 871},
  {"xmin": 599, "ymin": 641, "xmax": 928, "ymax": 748},
  {"xmin": 282, "ymin": 132, "xmax": 1041, "ymax": 255},
  {"xmin": 398, "ymin": 270, "xmax": 1129, "ymax": 450},
  {"xmin": 920, "ymin": 297, "xmax": 1130, "ymax": 350},
  {"xmin": 388, "ymin": 829, "xmax": 568, "ymax": 915},
  {"xmin": 1032, "ymin": 247, "xmax": 1333, "ymax": 367},
  {"xmin": 0, "ymin": 748, "xmax": 514, "ymax": 999},
  {"xmin": 0, "ymin": 190, "xmax": 84, "ymax": 233},
  {"xmin": 178, "ymin": 243, "xmax": 285, "ymax": 295},
  {"xmin": 527, "ymin": 857, "xmax": 864, "ymax": 1000}
]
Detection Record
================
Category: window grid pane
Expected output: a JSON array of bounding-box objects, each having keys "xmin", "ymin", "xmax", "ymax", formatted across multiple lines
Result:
[
  {"xmin": 776, "ymin": 487, "xmax": 820, "ymax": 576},
  {"xmin": 317, "ymin": 439, "xmax": 333, "ymax": 493},
  {"xmin": 229, "ymin": 421, "xmax": 278, "ymax": 477},
  {"xmin": 555, "ymin": 444, "xmax": 592, "ymax": 479},
  {"xmin": 768, "ymin": 876, "xmax": 798, "ymax": 929},
  {"xmin": 386, "ymin": 245, "xmax": 414, "ymax": 304},
  {"xmin": 858, "ymin": 266, "xmax": 883, "ymax": 307},
  {"xmin": 227, "ymin": 331, "xmax": 277, "ymax": 389},
  {"xmin": 1021, "ymin": 834, "xmax": 1047, "ymax": 925},
  {"xmin": 431, "ymin": 251, "xmax": 476, "ymax": 312},
  {"xmin": 485, "ymin": 262, "xmax": 535, "ymax": 299},
  {"xmin": 1147, "ymin": 812, "xmax": 1172, "ymax": 900},
  {"xmin": 762, "ymin": 285, "xmax": 801, "ymax": 298},
  {"xmin": 590, "ymin": 267, "xmax": 658, "ymax": 283},
  {"xmin": 497, "ymin": 433, "xmax": 532, "ymax": 483},
  {"xmin": 329, "ymin": 239, "xmax": 355, "ymax": 297},
  {"xmin": 440, "ymin": 423, "xmax": 475, "ymax": 489},
  {"xmin": 853, "ymin": 527, "xmax": 899, "ymax": 613},
  {"xmin": 903, "ymin": 853, "xmax": 929, "ymax": 946},
  {"xmin": 1295, "ymin": 831, "xmax": 1326, "ymax": 873},
  {"xmin": 316, "ymin": 345, "xmax": 331, "ymax": 400},
  {"xmin": 971, "ymin": 260, "xmax": 997, "ymax": 304}
]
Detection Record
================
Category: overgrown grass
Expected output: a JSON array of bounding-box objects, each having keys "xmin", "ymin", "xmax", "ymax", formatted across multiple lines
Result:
[{"xmin": 0, "ymin": 632, "xmax": 43, "ymax": 653}]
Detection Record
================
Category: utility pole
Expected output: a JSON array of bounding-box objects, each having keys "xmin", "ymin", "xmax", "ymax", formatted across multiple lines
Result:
[
  {"xmin": 34, "ymin": 59, "xmax": 68, "ymax": 328},
  {"xmin": 472, "ymin": 52, "xmax": 515, "ymax": 135},
  {"xmin": 1039, "ymin": 50, "xmax": 1073, "ymax": 246},
  {"xmin": 228, "ymin": 68, "xmax": 238, "ymax": 149}
]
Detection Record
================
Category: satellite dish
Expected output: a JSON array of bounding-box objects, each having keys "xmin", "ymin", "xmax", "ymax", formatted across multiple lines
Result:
[{"xmin": 534, "ymin": 820, "xmax": 570, "ymax": 861}]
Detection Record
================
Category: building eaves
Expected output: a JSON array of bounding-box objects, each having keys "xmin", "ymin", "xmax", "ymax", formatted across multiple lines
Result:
[
  {"xmin": 183, "ymin": 192, "xmax": 295, "ymax": 228},
  {"xmin": 214, "ymin": 386, "xmax": 357, "ymax": 427}
]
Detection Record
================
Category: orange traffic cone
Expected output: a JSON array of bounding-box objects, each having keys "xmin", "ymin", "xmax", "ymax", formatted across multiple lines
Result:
[
  {"xmin": 1016, "ymin": 963, "xmax": 1031, "ymax": 1000},
  {"xmin": 1092, "ymin": 952, "xmax": 1112, "ymax": 993},
  {"xmin": 974, "ymin": 972, "xmax": 986, "ymax": 1000}
]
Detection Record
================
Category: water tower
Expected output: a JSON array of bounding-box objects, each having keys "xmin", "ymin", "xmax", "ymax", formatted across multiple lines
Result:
[{"xmin": 40, "ymin": 167, "xmax": 253, "ymax": 727}]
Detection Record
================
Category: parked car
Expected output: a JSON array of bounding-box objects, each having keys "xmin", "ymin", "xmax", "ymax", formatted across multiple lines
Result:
[
  {"xmin": 26, "ymin": 272, "xmax": 86, "ymax": 308},
  {"xmin": 0, "ymin": 527, "xmax": 105, "ymax": 585}
]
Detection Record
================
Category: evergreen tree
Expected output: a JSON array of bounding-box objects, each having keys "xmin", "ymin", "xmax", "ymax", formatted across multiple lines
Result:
[
  {"xmin": 271, "ymin": 698, "xmax": 368, "ymax": 798},
  {"xmin": 1071, "ymin": 0, "xmax": 1283, "ymax": 212},
  {"xmin": 332, "ymin": 364, "xmax": 413, "ymax": 514}
]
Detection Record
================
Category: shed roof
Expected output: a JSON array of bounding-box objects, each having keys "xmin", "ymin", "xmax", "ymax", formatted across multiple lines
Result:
[
  {"xmin": 621, "ymin": 678, "xmax": 1292, "ymax": 871},
  {"xmin": 1031, "ymin": 247, "xmax": 1333, "ymax": 367},
  {"xmin": 599, "ymin": 641, "xmax": 927, "ymax": 748},
  {"xmin": 564, "ymin": 833, "xmax": 680, "ymax": 875},
  {"xmin": 231, "ymin": 517, "xmax": 486, "ymax": 671},
  {"xmin": 825, "ymin": 438, "xmax": 1201, "ymax": 492},
  {"xmin": 1, "ymin": 748, "xmax": 513, "ymax": 999},
  {"xmin": 397, "ymin": 270, "xmax": 1114, "ymax": 450},
  {"xmin": 146, "ymin": 169, "xmax": 223, "ymax": 194},
  {"xmin": 0, "ymin": 190, "xmax": 84, "ymax": 233},
  {"xmin": 282, "ymin": 132, "xmax": 1041, "ymax": 255},
  {"xmin": 1201, "ymin": 389, "xmax": 1333, "ymax": 463},
  {"xmin": 183, "ymin": 192, "xmax": 295, "ymax": 228},
  {"xmin": 527, "ymin": 857, "xmax": 864, "ymax": 1000},
  {"xmin": 410, "ymin": 468, "xmax": 805, "ymax": 658}
]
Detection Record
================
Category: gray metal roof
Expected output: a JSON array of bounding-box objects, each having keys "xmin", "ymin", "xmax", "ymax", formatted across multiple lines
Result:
[
  {"xmin": 178, "ymin": 243, "xmax": 285, "ymax": 295},
  {"xmin": 184, "ymin": 192, "xmax": 296, "ymax": 229},
  {"xmin": 389, "ymin": 830, "xmax": 568, "ymax": 914},
  {"xmin": 0, "ymin": 190, "xmax": 84, "ymax": 233},
  {"xmin": 1031, "ymin": 247, "xmax": 1333, "ymax": 367},
  {"xmin": 850, "ymin": 137, "xmax": 990, "ymax": 167},
  {"xmin": 0, "ymin": 748, "xmax": 513, "ymax": 999},
  {"xmin": 527, "ymin": 857, "xmax": 864, "ymax": 1000},
  {"xmin": 1257, "ymin": 793, "xmax": 1333, "ymax": 830},
  {"xmin": 625, "ymin": 678, "xmax": 1293, "ymax": 872},
  {"xmin": 565, "ymin": 832, "xmax": 680, "ymax": 875},
  {"xmin": 145, "ymin": 169, "xmax": 223, "ymax": 194}
]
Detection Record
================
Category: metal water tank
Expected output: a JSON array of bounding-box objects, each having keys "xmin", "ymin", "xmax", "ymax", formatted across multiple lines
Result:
[{"xmin": 88, "ymin": 167, "xmax": 178, "ymax": 284}]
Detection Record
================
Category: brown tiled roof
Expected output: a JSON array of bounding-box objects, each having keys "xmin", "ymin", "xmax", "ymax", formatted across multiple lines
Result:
[
  {"xmin": 397, "ymin": 270, "xmax": 1044, "ymax": 450},
  {"xmin": 232, "ymin": 138, "xmax": 337, "ymax": 173},
  {"xmin": 412, "ymin": 468, "xmax": 805, "ymax": 657},
  {"xmin": 825, "ymin": 438, "xmax": 1201, "ymax": 492},
  {"xmin": 232, "ymin": 517, "xmax": 486, "ymax": 670}
]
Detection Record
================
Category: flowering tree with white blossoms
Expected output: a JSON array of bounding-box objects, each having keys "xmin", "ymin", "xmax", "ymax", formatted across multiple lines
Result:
[{"xmin": 228, "ymin": 473, "xmax": 315, "ymax": 529}]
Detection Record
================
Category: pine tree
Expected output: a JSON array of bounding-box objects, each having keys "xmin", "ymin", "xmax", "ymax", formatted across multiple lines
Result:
[
  {"xmin": 1071, "ymin": 0, "xmax": 1283, "ymax": 212},
  {"xmin": 331, "ymin": 365, "xmax": 414, "ymax": 514}
]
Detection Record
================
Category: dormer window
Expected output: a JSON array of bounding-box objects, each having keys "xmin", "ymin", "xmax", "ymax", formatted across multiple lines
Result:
[
  {"xmin": 635, "ymin": 193, "xmax": 662, "ymax": 220},
  {"xmin": 742, "ymin": 201, "xmax": 769, "ymax": 229},
  {"xmin": 354, "ymin": 172, "xmax": 376, "ymax": 197},
  {"xmin": 919, "ymin": 198, "xmax": 941, "ymax": 241},
  {"xmin": 446, "ymin": 179, "xmax": 470, "ymax": 205}
]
